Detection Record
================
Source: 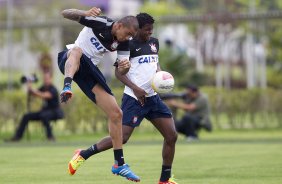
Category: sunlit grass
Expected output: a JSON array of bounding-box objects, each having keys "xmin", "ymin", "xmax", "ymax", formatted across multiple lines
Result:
[{"xmin": 1, "ymin": 130, "xmax": 282, "ymax": 184}]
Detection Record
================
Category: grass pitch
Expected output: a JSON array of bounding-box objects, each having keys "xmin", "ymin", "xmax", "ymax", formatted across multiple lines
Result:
[{"xmin": 1, "ymin": 130, "xmax": 282, "ymax": 184}]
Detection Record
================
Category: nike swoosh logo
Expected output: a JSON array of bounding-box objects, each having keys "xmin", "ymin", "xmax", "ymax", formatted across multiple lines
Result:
[
  {"xmin": 99, "ymin": 33, "xmax": 104, "ymax": 38},
  {"xmin": 136, "ymin": 48, "xmax": 141, "ymax": 51}
]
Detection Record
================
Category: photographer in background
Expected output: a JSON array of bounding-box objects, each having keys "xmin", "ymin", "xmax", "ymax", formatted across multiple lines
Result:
[
  {"xmin": 6, "ymin": 71, "xmax": 64, "ymax": 142},
  {"xmin": 165, "ymin": 84, "xmax": 212, "ymax": 141}
]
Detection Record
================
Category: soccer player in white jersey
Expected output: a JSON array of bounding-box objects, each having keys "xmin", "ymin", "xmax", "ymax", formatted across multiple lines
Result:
[
  {"xmin": 57, "ymin": 7, "xmax": 140, "ymax": 182},
  {"xmin": 70, "ymin": 13, "xmax": 178, "ymax": 184}
]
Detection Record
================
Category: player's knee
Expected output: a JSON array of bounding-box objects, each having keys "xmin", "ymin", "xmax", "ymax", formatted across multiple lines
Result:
[
  {"xmin": 122, "ymin": 136, "xmax": 129, "ymax": 144},
  {"xmin": 71, "ymin": 46, "xmax": 82, "ymax": 54},
  {"xmin": 122, "ymin": 133, "xmax": 130, "ymax": 144},
  {"xmin": 108, "ymin": 107, "xmax": 123, "ymax": 123},
  {"xmin": 165, "ymin": 131, "xmax": 178, "ymax": 145}
]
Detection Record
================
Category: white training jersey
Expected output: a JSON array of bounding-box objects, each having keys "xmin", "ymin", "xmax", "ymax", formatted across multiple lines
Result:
[
  {"xmin": 124, "ymin": 37, "xmax": 159, "ymax": 99},
  {"xmin": 66, "ymin": 16, "xmax": 130, "ymax": 65}
]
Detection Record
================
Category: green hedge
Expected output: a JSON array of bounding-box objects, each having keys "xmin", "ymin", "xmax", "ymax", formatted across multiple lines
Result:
[
  {"xmin": 0, "ymin": 87, "xmax": 281, "ymax": 135},
  {"xmin": 201, "ymin": 87, "xmax": 282, "ymax": 129}
]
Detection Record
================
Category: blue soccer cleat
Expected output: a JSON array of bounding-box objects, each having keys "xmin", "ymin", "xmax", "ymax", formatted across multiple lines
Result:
[
  {"xmin": 60, "ymin": 86, "xmax": 73, "ymax": 103},
  {"xmin": 112, "ymin": 164, "xmax": 140, "ymax": 182}
]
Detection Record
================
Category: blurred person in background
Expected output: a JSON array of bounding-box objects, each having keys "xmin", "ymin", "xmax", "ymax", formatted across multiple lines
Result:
[
  {"xmin": 72, "ymin": 13, "xmax": 178, "ymax": 184},
  {"xmin": 6, "ymin": 72, "xmax": 64, "ymax": 142},
  {"xmin": 166, "ymin": 84, "xmax": 212, "ymax": 141},
  {"xmin": 57, "ymin": 7, "xmax": 140, "ymax": 182}
]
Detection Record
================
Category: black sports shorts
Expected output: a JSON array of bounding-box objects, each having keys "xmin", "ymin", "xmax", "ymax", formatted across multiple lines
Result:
[{"xmin": 57, "ymin": 49, "xmax": 113, "ymax": 103}]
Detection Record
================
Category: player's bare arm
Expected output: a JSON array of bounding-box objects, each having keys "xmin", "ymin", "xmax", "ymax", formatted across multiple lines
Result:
[
  {"xmin": 115, "ymin": 67, "xmax": 135, "ymax": 89},
  {"xmin": 61, "ymin": 7, "xmax": 101, "ymax": 21},
  {"xmin": 115, "ymin": 68, "xmax": 147, "ymax": 105}
]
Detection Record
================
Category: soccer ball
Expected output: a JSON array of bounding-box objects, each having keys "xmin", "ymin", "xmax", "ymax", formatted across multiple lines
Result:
[{"xmin": 151, "ymin": 71, "xmax": 174, "ymax": 94}]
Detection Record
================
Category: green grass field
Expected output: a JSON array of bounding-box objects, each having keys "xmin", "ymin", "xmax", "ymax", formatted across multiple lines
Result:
[{"xmin": 1, "ymin": 130, "xmax": 282, "ymax": 184}]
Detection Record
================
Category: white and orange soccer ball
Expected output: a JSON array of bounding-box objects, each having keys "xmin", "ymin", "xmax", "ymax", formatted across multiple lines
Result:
[{"xmin": 151, "ymin": 71, "xmax": 174, "ymax": 94}]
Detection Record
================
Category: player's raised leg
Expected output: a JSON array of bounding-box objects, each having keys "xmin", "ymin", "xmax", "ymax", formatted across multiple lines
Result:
[
  {"xmin": 61, "ymin": 47, "xmax": 82, "ymax": 103},
  {"xmin": 92, "ymin": 84, "xmax": 140, "ymax": 182},
  {"xmin": 151, "ymin": 117, "xmax": 178, "ymax": 184}
]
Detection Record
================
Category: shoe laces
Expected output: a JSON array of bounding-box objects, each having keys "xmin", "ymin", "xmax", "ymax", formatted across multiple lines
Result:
[
  {"xmin": 119, "ymin": 164, "xmax": 132, "ymax": 176},
  {"xmin": 168, "ymin": 175, "xmax": 178, "ymax": 184},
  {"xmin": 72, "ymin": 155, "xmax": 84, "ymax": 169}
]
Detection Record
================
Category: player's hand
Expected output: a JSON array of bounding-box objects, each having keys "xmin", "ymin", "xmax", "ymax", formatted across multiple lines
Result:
[
  {"xmin": 133, "ymin": 86, "xmax": 147, "ymax": 106},
  {"xmin": 85, "ymin": 7, "xmax": 101, "ymax": 17},
  {"xmin": 118, "ymin": 59, "xmax": 131, "ymax": 69},
  {"xmin": 117, "ymin": 59, "xmax": 131, "ymax": 75}
]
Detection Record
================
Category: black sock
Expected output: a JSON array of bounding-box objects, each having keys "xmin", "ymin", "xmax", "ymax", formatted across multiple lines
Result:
[
  {"xmin": 114, "ymin": 149, "xmax": 125, "ymax": 166},
  {"xmin": 160, "ymin": 165, "xmax": 172, "ymax": 182},
  {"xmin": 80, "ymin": 144, "xmax": 100, "ymax": 160},
  {"xmin": 64, "ymin": 77, "xmax": 72, "ymax": 89}
]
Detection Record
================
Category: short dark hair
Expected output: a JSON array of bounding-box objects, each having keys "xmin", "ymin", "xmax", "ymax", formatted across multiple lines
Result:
[
  {"xmin": 186, "ymin": 84, "xmax": 198, "ymax": 92},
  {"xmin": 118, "ymin": 16, "xmax": 139, "ymax": 30},
  {"xmin": 136, "ymin": 13, "xmax": 154, "ymax": 28}
]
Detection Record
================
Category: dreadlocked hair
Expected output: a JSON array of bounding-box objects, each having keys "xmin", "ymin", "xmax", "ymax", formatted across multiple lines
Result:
[{"xmin": 136, "ymin": 13, "xmax": 154, "ymax": 29}]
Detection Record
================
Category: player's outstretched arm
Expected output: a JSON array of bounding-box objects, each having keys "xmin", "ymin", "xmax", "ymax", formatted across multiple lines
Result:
[
  {"xmin": 61, "ymin": 7, "xmax": 101, "ymax": 22},
  {"xmin": 115, "ymin": 67, "xmax": 147, "ymax": 106},
  {"xmin": 115, "ymin": 67, "xmax": 136, "ymax": 90}
]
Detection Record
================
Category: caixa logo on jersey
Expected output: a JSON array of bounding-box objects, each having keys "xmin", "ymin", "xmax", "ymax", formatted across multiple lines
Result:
[
  {"xmin": 90, "ymin": 37, "xmax": 105, "ymax": 51},
  {"xmin": 138, "ymin": 56, "xmax": 158, "ymax": 64}
]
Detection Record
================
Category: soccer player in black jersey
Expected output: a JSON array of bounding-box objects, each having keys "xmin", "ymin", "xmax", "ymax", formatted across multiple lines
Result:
[
  {"xmin": 57, "ymin": 7, "xmax": 140, "ymax": 182},
  {"xmin": 71, "ymin": 13, "xmax": 178, "ymax": 184}
]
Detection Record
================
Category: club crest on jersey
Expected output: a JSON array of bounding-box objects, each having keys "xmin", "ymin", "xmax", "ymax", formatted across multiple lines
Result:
[
  {"xmin": 111, "ymin": 41, "xmax": 119, "ymax": 50},
  {"xmin": 149, "ymin": 43, "xmax": 157, "ymax": 53}
]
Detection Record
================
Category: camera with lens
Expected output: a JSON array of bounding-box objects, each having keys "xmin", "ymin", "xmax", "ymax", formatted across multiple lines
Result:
[
  {"xmin": 159, "ymin": 92, "xmax": 186, "ymax": 100},
  {"xmin": 20, "ymin": 74, "xmax": 38, "ymax": 84}
]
